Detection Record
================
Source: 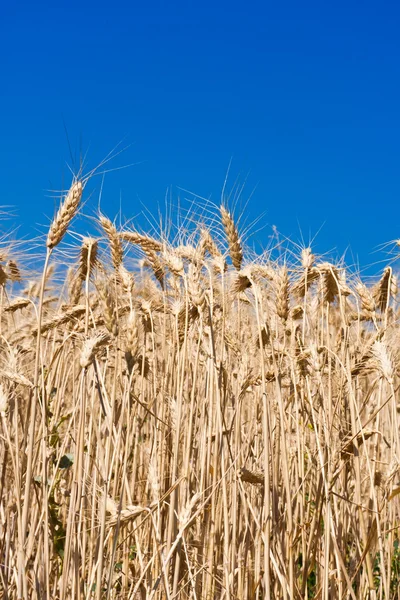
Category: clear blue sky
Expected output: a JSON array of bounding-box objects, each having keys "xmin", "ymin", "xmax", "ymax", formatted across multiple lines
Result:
[{"xmin": 1, "ymin": 1, "xmax": 399, "ymax": 273}]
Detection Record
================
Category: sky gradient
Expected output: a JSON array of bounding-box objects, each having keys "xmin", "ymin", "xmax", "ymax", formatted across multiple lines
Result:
[{"xmin": 1, "ymin": 1, "xmax": 399, "ymax": 274}]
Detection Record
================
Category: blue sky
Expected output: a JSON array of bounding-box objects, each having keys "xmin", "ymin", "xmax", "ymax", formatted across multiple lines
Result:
[{"xmin": 1, "ymin": 1, "xmax": 399, "ymax": 273}]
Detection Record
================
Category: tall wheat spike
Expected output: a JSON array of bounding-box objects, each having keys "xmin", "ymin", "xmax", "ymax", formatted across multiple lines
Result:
[
  {"xmin": 100, "ymin": 215, "xmax": 123, "ymax": 270},
  {"xmin": 220, "ymin": 206, "xmax": 243, "ymax": 270},
  {"xmin": 47, "ymin": 180, "xmax": 83, "ymax": 249},
  {"xmin": 120, "ymin": 230, "xmax": 162, "ymax": 252},
  {"xmin": 70, "ymin": 237, "xmax": 98, "ymax": 304}
]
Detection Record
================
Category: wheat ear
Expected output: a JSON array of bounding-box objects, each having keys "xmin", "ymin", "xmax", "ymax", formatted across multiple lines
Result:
[
  {"xmin": 7, "ymin": 260, "xmax": 21, "ymax": 281},
  {"xmin": 276, "ymin": 266, "xmax": 289, "ymax": 321},
  {"xmin": 199, "ymin": 228, "xmax": 221, "ymax": 258},
  {"xmin": 47, "ymin": 180, "xmax": 83, "ymax": 249},
  {"xmin": 120, "ymin": 230, "xmax": 162, "ymax": 253},
  {"xmin": 220, "ymin": 206, "xmax": 243, "ymax": 270},
  {"xmin": 100, "ymin": 216, "xmax": 123, "ymax": 270},
  {"xmin": 70, "ymin": 237, "xmax": 99, "ymax": 304},
  {"xmin": 80, "ymin": 332, "xmax": 111, "ymax": 368}
]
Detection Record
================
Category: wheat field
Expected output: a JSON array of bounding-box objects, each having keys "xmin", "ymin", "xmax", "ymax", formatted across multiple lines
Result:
[{"xmin": 0, "ymin": 176, "xmax": 400, "ymax": 600}]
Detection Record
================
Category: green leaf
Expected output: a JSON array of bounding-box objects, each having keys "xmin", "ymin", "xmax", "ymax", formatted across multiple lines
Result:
[{"xmin": 59, "ymin": 454, "xmax": 74, "ymax": 469}]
